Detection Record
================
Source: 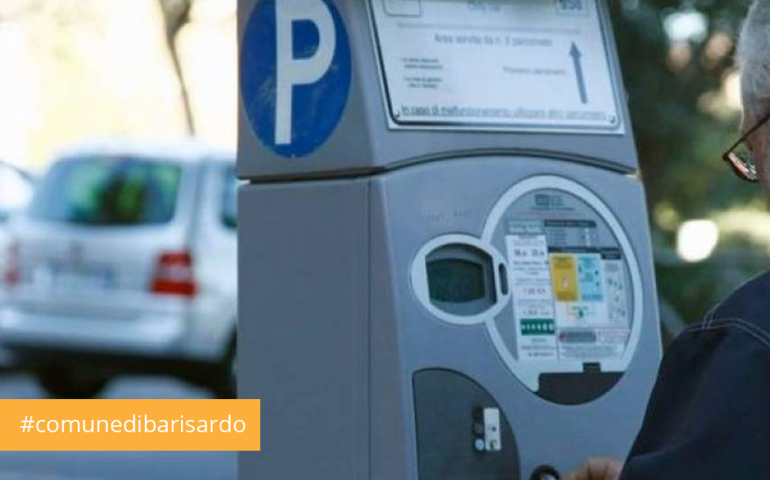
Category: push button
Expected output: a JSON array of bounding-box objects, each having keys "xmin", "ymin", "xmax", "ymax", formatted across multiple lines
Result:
[
  {"xmin": 473, "ymin": 438, "xmax": 486, "ymax": 453},
  {"xmin": 471, "ymin": 407, "xmax": 502, "ymax": 453},
  {"xmin": 531, "ymin": 465, "xmax": 561, "ymax": 480}
]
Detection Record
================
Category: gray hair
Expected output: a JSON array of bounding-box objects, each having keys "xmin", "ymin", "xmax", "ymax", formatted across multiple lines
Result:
[{"xmin": 740, "ymin": 0, "xmax": 770, "ymax": 125}]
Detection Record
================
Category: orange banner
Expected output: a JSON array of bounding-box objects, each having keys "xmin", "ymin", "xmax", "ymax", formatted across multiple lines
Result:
[{"xmin": 0, "ymin": 400, "xmax": 260, "ymax": 451}]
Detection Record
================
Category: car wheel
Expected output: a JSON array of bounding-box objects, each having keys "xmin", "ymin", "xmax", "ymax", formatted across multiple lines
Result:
[
  {"xmin": 211, "ymin": 341, "xmax": 236, "ymax": 399},
  {"xmin": 36, "ymin": 368, "xmax": 111, "ymax": 399}
]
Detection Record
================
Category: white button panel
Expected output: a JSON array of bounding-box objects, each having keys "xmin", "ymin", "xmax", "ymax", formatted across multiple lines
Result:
[{"xmin": 483, "ymin": 408, "xmax": 501, "ymax": 452}]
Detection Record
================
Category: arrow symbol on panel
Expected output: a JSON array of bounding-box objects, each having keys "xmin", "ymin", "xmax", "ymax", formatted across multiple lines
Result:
[{"xmin": 570, "ymin": 42, "xmax": 589, "ymax": 104}]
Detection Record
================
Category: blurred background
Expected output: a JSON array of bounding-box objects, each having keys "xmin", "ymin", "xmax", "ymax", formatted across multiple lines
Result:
[
  {"xmin": 0, "ymin": 0, "xmax": 766, "ymax": 388},
  {"xmin": 0, "ymin": 0, "xmax": 238, "ymax": 400},
  {"xmin": 0, "ymin": 0, "xmax": 765, "ymax": 476},
  {"xmin": 611, "ymin": 0, "xmax": 767, "ymax": 342}
]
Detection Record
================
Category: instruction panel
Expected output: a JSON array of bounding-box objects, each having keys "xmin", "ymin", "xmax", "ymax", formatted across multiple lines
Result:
[
  {"xmin": 504, "ymin": 205, "xmax": 631, "ymax": 363},
  {"xmin": 369, "ymin": 0, "xmax": 624, "ymax": 134}
]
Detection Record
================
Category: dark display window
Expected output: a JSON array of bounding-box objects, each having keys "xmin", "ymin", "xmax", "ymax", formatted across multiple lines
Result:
[
  {"xmin": 427, "ymin": 259, "xmax": 485, "ymax": 304},
  {"xmin": 425, "ymin": 245, "xmax": 496, "ymax": 316}
]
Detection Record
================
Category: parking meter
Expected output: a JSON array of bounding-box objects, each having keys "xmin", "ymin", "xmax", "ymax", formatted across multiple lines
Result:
[{"xmin": 237, "ymin": 1, "xmax": 662, "ymax": 479}]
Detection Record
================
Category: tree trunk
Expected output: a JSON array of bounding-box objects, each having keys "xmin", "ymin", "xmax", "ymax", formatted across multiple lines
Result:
[{"xmin": 158, "ymin": 0, "xmax": 195, "ymax": 136}]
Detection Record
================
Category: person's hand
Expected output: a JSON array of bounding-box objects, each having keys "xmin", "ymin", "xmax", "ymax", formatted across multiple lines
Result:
[{"xmin": 564, "ymin": 457, "xmax": 624, "ymax": 480}]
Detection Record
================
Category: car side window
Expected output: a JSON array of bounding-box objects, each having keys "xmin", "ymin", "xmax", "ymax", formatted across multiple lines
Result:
[{"xmin": 27, "ymin": 157, "xmax": 181, "ymax": 226}]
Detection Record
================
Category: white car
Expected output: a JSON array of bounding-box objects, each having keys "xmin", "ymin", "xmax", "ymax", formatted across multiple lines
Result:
[{"xmin": 0, "ymin": 141, "xmax": 237, "ymax": 398}]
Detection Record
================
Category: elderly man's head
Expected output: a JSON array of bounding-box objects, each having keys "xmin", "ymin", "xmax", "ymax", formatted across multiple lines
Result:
[{"xmin": 740, "ymin": 0, "xmax": 770, "ymax": 190}]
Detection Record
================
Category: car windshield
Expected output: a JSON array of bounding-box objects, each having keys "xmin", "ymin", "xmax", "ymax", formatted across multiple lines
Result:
[
  {"xmin": 27, "ymin": 156, "xmax": 182, "ymax": 226},
  {"xmin": 222, "ymin": 166, "xmax": 237, "ymax": 230}
]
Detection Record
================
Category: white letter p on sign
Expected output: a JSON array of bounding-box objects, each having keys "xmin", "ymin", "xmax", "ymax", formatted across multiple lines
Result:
[{"xmin": 275, "ymin": 0, "xmax": 337, "ymax": 146}]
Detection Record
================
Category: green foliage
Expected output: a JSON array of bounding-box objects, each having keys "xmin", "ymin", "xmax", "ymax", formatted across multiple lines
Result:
[
  {"xmin": 656, "ymin": 250, "xmax": 765, "ymax": 320},
  {"xmin": 610, "ymin": 1, "xmax": 770, "ymax": 326},
  {"xmin": 610, "ymin": 0, "xmax": 757, "ymax": 218}
]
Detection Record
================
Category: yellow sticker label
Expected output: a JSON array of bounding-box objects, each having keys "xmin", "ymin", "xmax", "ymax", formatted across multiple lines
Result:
[{"xmin": 550, "ymin": 255, "xmax": 579, "ymax": 302}]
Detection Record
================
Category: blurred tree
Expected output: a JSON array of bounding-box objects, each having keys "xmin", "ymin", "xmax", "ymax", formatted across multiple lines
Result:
[
  {"xmin": 610, "ymin": 0, "xmax": 756, "ymax": 223},
  {"xmin": 611, "ymin": 0, "xmax": 770, "ymax": 324},
  {"xmin": 158, "ymin": 0, "xmax": 195, "ymax": 135}
]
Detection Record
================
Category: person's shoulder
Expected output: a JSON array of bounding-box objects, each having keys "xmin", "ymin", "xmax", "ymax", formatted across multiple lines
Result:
[
  {"xmin": 664, "ymin": 272, "xmax": 770, "ymax": 372},
  {"xmin": 705, "ymin": 270, "xmax": 770, "ymax": 341}
]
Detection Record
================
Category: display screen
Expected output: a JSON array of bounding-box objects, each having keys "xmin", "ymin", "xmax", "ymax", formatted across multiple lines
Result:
[{"xmin": 427, "ymin": 259, "xmax": 486, "ymax": 304}]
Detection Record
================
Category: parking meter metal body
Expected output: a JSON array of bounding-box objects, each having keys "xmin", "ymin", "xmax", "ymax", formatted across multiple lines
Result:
[{"xmin": 238, "ymin": 1, "xmax": 662, "ymax": 479}]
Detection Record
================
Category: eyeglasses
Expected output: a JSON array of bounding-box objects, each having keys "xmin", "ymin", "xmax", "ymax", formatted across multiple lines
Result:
[{"xmin": 722, "ymin": 110, "xmax": 770, "ymax": 183}]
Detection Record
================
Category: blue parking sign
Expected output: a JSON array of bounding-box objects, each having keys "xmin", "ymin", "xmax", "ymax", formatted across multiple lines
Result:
[{"xmin": 241, "ymin": 0, "xmax": 352, "ymax": 158}]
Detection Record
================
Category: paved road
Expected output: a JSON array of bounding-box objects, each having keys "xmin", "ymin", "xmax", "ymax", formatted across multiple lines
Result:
[{"xmin": 0, "ymin": 373, "xmax": 237, "ymax": 480}]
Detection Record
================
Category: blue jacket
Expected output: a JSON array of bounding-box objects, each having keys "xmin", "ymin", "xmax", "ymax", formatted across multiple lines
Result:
[{"xmin": 621, "ymin": 272, "xmax": 770, "ymax": 479}]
